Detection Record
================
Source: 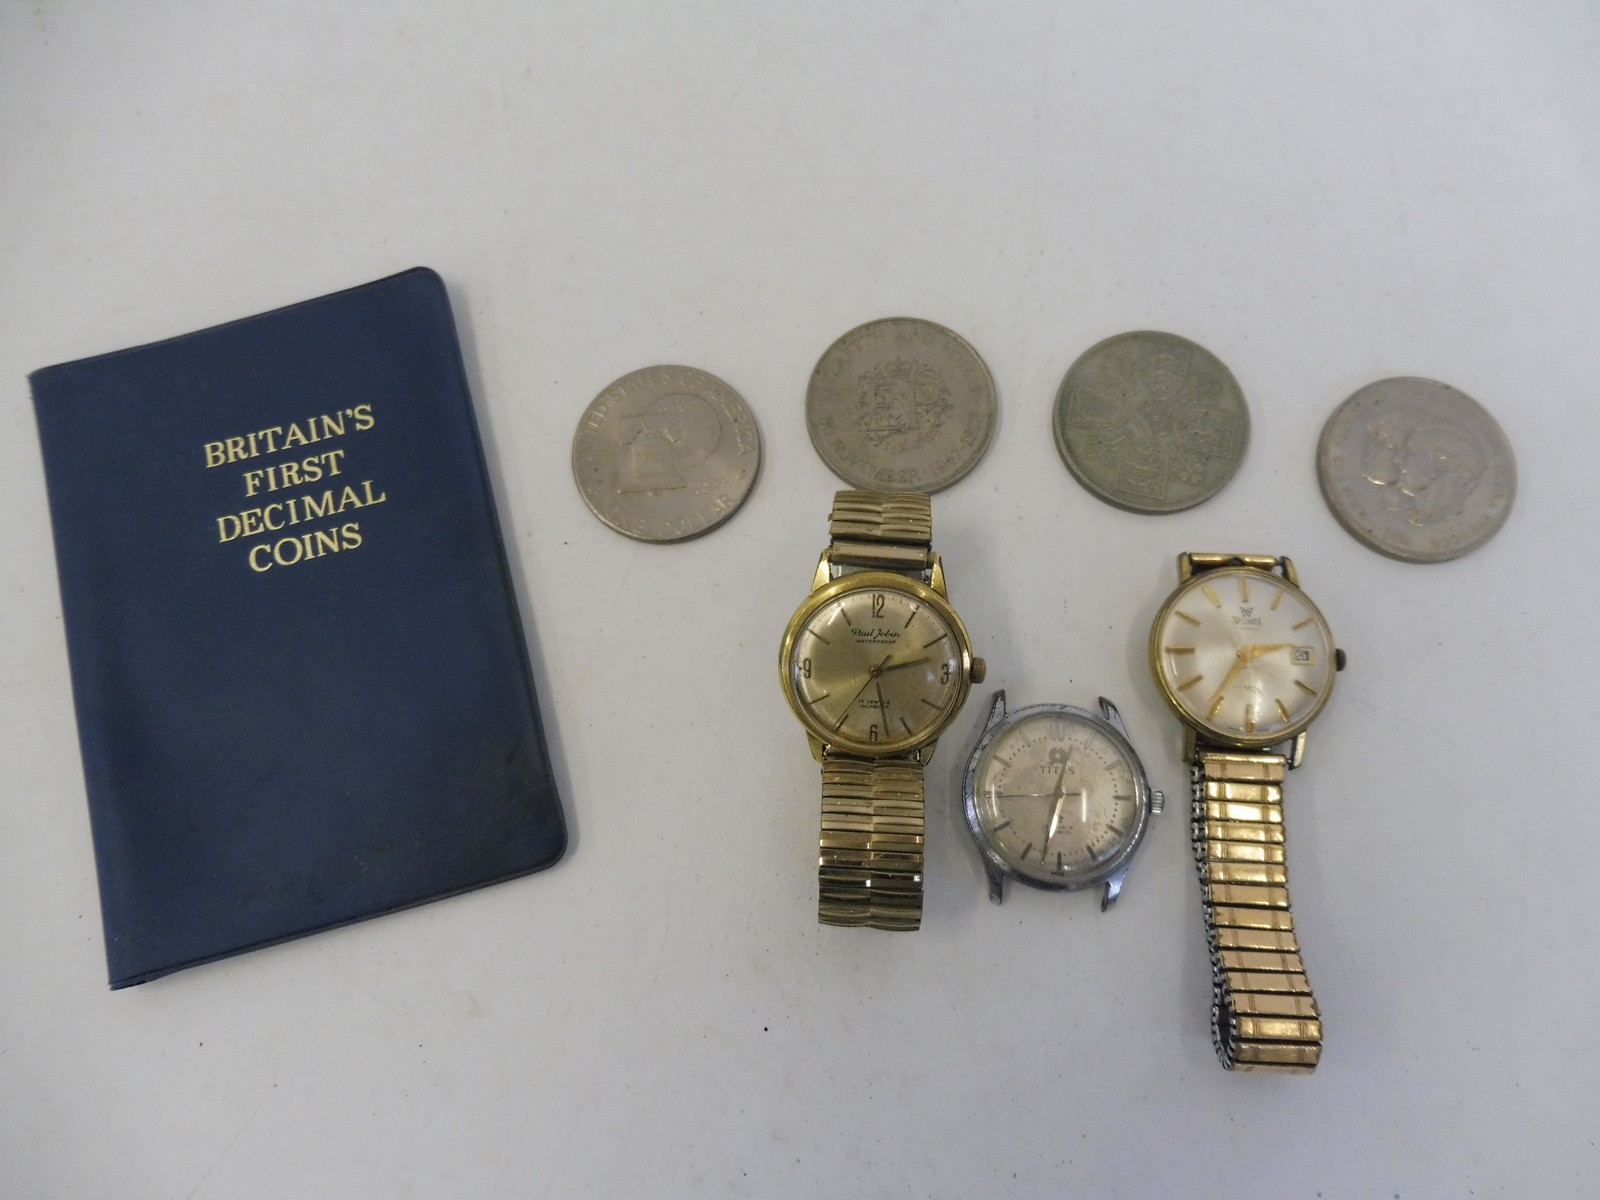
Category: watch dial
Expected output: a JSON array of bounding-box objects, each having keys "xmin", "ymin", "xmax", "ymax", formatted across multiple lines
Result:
[
  {"xmin": 786, "ymin": 583, "xmax": 964, "ymax": 755},
  {"xmin": 972, "ymin": 710, "xmax": 1141, "ymax": 886},
  {"xmin": 1152, "ymin": 566, "xmax": 1335, "ymax": 743}
]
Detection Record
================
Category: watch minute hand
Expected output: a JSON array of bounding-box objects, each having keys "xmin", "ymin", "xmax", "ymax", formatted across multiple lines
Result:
[
  {"xmin": 878, "ymin": 655, "xmax": 931, "ymax": 674},
  {"xmin": 1208, "ymin": 648, "xmax": 1251, "ymax": 708},
  {"xmin": 1206, "ymin": 643, "xmax": 1304, "ymax": 713}
]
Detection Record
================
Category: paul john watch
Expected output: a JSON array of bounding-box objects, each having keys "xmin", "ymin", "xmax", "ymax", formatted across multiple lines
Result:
[
  {"xmin": 963, "ymin": 691, "xmax": 1163, "ymax": 910},
  {"xmin": 1149, "ymin": 553, "xmax": 1346, "ymax": 1073},
  {"xmin": 779, "ymin": 490, "xmax": 985, "ymax": 931}
]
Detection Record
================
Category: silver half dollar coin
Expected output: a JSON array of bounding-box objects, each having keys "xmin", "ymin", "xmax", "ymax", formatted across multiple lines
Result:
[
  {"xmin": 572, "ymin": 365, "xmax": 762, "ymax": 543},
  {"xmin": 1052, "ymin": 331, "xmax": 1249, "ymax": 514},
  {"xmin": 806, "ymin": 317, "xmax": 997, "ymax": 492},
  {"xmin": 1317, "ymin": 377, "xmax": 1515, "ymax": 563}
]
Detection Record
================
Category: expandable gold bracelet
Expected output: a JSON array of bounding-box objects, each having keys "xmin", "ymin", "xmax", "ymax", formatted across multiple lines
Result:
[
  {"xmin": 1194, "ymin": 749, "xmax": 1323, "ymax": 1072},
  {"xmin": 817, "ymin": 490, "xmax": 934, "ymax": 930}
]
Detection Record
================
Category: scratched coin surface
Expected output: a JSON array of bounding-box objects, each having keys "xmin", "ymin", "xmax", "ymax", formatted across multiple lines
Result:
[
  {"xmin": 806, "ymin": 317, "xmax": 996, "ymax": 492},
  {"xmin": 1052, "ymin": 331, "xmax": 1249, "ymax": 513},
  {"xmin": 1317, "ymin": 377, "xmax": 1515, "ymax": 563},
  {"xmin": 572, "ymin": 365, "xmax": 761, "ymax": 542}
]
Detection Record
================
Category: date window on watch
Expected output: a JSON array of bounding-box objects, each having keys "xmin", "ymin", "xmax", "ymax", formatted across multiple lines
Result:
[{"xmin": 1293, "ymin": 646, "xmax": 1315, "ymax": 666}]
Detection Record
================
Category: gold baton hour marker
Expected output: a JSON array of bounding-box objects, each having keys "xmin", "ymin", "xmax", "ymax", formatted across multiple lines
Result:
[
  {"xmin": 1175, "ymin": 610, "xmax": 1201, "ymax": 626},
  {"xmin": 1239, "ymin": 576, "xmax": 1250, "ymax": 603},
  {"xmin": 1202, "ymin": 584, "xmax": 1222, "ymax": 607},
  {"xmin": 1177, "ymin": 675, "xmax": 1204, "ymax": 691},
  {"xmin": 1270, "ymin": 589, "xmax": 1284, "ymax": 611},
  {"xmin": 1207, "ymin": 694, "xmax": 1226, "ymax": 719}
]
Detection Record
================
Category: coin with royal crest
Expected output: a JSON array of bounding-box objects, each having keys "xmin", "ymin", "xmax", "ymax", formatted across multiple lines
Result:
[
  {"xmin": 805, "ymin": 317, "xmax": 996, "ymax": 492},
  {"xmin": 1052, "ymin": 330, "xmax": 1249, "ymax": 513},
  {"xmin": 572, "ymin": 365, "xmax": 761, "ymax": 542}
]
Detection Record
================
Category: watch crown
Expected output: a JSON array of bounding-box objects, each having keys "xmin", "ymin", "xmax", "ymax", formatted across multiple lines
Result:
[
  {"xmin": 1151, "ymin": 789, "xmax": 1166, "ymax": 815},
  {"xmin": 970, "ymin": 657, "xmax": 986, "ymax": 684}
]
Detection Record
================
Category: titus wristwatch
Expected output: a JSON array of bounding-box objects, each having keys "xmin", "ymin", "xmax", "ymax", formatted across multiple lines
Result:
[
  {"xmin": 779, "ymin": 490, "xmax": 985, "ymax": 931},
  {"xmin": 963, "ymin": 691, "xmax": 1163, "ymax": 910},
  {"xmin": 1149, "ymin": 553, "xmax": 1346, "ymax": 1073}
]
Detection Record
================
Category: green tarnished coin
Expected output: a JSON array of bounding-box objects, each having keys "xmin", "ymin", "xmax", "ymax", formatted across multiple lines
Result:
[{"xmin": 1052, "ymin": 331, "xmax": 1249, "ymax": 514}]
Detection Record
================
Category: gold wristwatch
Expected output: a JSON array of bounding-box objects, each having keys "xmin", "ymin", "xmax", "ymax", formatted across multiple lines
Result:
[
  {"xmin": 1148, "ymin": 553, "xmax": 1346, "ymax": 1072},
  {"xmin": 779, "ymin": 490, "xmax": 985, "ymax": 931}
]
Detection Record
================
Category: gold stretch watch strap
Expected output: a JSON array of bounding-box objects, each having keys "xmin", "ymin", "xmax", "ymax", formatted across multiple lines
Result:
[
  {"xmin": 819, "ymin": 755, "xmax": 925, "ymax": 930},
  {"xmin": 1194, "ymin": 749, "xmax": 1323, "ymax": 1072},
  {"xmin": 818, "ymin": 490, "xmax": 934, "ymax": 931},
  {"xmin": 827, "ymin": 489, "xmax": 934, "ymax": 572}
]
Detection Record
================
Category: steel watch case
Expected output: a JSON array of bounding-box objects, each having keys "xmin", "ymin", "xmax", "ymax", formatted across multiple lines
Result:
[{"xmin": 961, "ymin": 690, "xmax": 1163, "ymax": 910}]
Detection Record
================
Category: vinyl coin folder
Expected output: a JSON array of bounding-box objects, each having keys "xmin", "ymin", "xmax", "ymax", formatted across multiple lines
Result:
[{"xmin": 30, "ymin": 267, "xmax": 566, "ymax": 988}]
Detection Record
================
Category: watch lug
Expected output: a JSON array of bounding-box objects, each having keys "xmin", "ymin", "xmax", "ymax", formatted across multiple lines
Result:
[
  {"xmin": 810, "ymin": 551, "xmax": 832, "ymax": 592},
  {"xmin": 921, "ymin": 738, "xmax": 937, "ymax": 766},
  {"xmin": 1177, "ymin": 552, "xmax": 1196, "ymax": 582},
  {"xmin": 986, "ymin": 863, "xmax": 1006, "ymax": 905},
  {"xmin": 1279, "ymin": 556, "xmax": 1299, "ymax": 587},
  {"xmin": 985, "ymin": 689, "xmax": 1008, "ymax": 731},
  {"xmin": 806, "ymin": 734, "xmax": 826, "ymax": 763},
  {"xmin": 1098, "ymin": 696, "xmax": 1128, "ymax": 738},
  {"xmin": 1287, "ymin": 731, "xmax": 1307, "ymax": 769},
  {"xmin": 1182, "ymin": 725, "xmax": 1198, "ymax": 764},
  {"xmin": 1102, "ymin": 868, "xmax": 1128, "ymax": 911},
  {"xmin": 928, "ymin": 554, "xmax": 948, "ymax": 597}
]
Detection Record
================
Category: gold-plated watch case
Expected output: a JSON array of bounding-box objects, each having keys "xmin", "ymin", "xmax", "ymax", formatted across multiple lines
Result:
[
  {"xmin": 1148, "ymin": 553, "xmax": 1343, "ymax": 760},
  {"xmin": 779, "ymin": 556, "xmax": 981, "ymax": 761},
  {"xmin": 1151, "ymin": 553, "xmax": 1345, "ymax": 1074}
]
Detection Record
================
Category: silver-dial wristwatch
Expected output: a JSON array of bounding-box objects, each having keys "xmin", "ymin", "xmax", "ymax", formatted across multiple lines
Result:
[
  {"xmin": 962, "ymin": 691, "xmax": 1163, "ymax": 910},
  {"xmin": 778, "ymin": 490, "xmax": 985, "ymax": 931},
  {"xmin": 1149, "ymin": 552, "xmax": 1347, "ymax": 1073}
]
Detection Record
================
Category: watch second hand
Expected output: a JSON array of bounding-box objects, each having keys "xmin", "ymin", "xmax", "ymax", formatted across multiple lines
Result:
[
  {"xmin": 1207, "ymin": 643, "xmax": 1301, "ymax": 713},
  {"xmin": 834, "ymin": 653, "xmax": 894, "ymax": 729}
]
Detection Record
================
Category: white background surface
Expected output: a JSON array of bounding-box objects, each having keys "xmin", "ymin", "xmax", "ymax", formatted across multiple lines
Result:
[{"xmin": 3, "ymin": 3, "xmax": 1597, "ymax": 1196}]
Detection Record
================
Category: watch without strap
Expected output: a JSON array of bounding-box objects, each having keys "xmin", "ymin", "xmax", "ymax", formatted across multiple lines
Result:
[
  {"xmin": 963, "ymin": 691, "xmax": 1163, "ymax": 910},
  {"xmin": 1148, "ymin": 553, "xmax": 1347, "ymax": 1073},
  {"xmin": 779, "ymin": 490, "xmax": 986, "ymax": 931}
]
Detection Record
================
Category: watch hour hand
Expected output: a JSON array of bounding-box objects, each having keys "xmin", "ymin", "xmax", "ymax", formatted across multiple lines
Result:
[
  {"xmin": 1241, "ymin": 642, "xmax": 1298, "ymax": 662},
  {"xmin": 1046, "ymin": 790, "xmax": 1066, "ymax": 844},
  {"xmin": 1045, "ymin": 759, "xmax": 1070, "ymax": 844}
]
